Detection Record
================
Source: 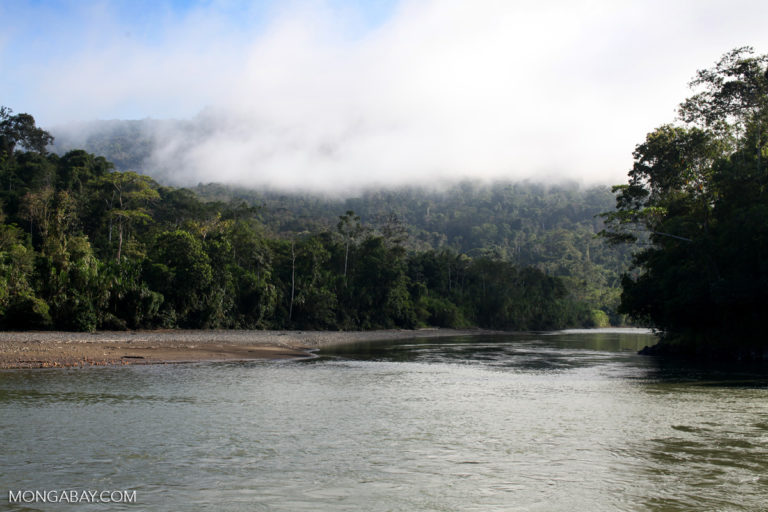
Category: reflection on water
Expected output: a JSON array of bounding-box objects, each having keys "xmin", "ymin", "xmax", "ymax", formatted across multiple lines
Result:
[
  {"xmin": 319, "ymin": 329, "xmax": 653, "ymax": 368},
  {"xmin": 1, "ymin": 329, "xmax": 767, "ymax": 511}
]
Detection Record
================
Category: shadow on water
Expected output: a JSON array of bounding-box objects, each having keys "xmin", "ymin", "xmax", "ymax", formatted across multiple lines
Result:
[
  {"xmin": 318, "ymin": 329, "xmax": 768, "ymax": 385},
  {"xmin": 640, "ymin": 357, "xmax": 768, "ymax": 388},
  {"xmin": 318, "ymin": 330, "xmax": 649, "ymax": 372},
  {"xmin": 0, "ymin": 366, "xmax": 198, "ymax": 405}
]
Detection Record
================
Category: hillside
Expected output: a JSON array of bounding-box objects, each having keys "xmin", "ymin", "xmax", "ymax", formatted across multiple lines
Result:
[{"xmin": 44, "ymin": 119, "xmax": 633, "ymax": 325}]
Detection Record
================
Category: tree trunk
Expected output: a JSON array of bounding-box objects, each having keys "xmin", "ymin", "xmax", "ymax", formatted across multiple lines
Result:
[
  {"xmin": 116, "ymin": 221, "xmax": 123, "ymax": 263},
  {"xmin": 289, "ymin": 241, "xmax": 296, "ymax": 322},
  {"xmin": 343, "ymin": 241, "xmax": 349, "ymax": 279}
]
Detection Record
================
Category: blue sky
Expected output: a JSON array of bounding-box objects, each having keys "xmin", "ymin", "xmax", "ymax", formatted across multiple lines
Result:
[
  {"xmin": 2, "ymin": 0, "xmax": 399, "ymax": 120},
  {"xmin": 3, "ymin": 0, "xmax": 768, "ymax": 189}
]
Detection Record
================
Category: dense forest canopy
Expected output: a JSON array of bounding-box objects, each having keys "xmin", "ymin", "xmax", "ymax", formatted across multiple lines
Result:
[
  {"xmin": 192, "ymin": 181, "xmax": 632, "ymax": 311},
  {"xmin": 603, "ymin": 47, "xmax": 768, "ymax": 357},
  {"xmin": 1, "ymin": 106, "xmax": 629, "ymax": 332}
]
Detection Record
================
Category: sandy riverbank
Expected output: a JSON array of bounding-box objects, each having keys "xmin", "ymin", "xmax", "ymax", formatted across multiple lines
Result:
[{"xmin": 0, "ymin": 328, "xmax": 495, "ymax": 369}]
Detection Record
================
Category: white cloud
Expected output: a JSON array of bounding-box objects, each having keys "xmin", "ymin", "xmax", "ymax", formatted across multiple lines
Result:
[{"xmin": 14, "ymin": 0, "xmax": 768, "ymax": 190}]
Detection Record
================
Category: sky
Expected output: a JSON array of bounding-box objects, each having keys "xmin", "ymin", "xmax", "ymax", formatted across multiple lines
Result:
[{"xmin": 2, "ymin": 0, "xmax": 768, "ymax": 191}]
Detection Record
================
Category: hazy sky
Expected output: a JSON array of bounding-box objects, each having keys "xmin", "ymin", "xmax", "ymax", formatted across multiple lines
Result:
[{"xmin": 2, "ymin": 0, "xmax": 768, "ymax": 190}]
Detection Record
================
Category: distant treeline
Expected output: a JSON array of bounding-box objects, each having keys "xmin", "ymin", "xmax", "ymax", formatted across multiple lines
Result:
[
  {"xmin": 193, "ymin": 181, "xmax": 633, "ymax": 322},
  {"xmin": 1, "ymin": 108, "xmax": 613, "ymax": 331},
  {"xmin": 50, "ymin": 116, "xmax": 634, "ymax": 322}
]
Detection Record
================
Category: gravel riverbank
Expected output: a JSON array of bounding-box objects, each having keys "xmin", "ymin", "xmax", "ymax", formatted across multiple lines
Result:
[{"xmin": 0, "ymin": 328, "xmax": 494, "ymax": 368}]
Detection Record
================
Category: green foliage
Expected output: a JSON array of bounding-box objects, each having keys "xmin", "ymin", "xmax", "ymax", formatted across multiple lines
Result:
[
  {"xmin": 101, "ymin": 258, "xmax": 163, "ymax": 329},
  {"xmin": 0, "ymin": 224, "xmax": 51, "ymax": 329},
  {"xmin": 417, "ymin": 296, "xmax": 470, "ymax": 329},
  {"xmin": 604, "ymin": 47, "xmax": 768, "ymax": 356},
  {"xmin": 147, "ymin": 230, "xmax": 213, "ymax": 327},
  {"xmin": 3, "ymin": 294, "xmax": 52, "ymax": 329},
  {"xmin": 93, "ymin": 171, "xmax": 159, "ymax": 262},
  {"xmin": 1, "ymin": 104, "xmax": 613, "ymax": 332},
  {"xmin": 196, "ymin": 181, "xmax": 630, "ymax": 318},
  {"xmin": 589, "ymin": 309, "xmax": 610, "ymax": 328},
  {"xmin": 49, "ymin": 115, "xmax": 635, "ymax": 323},
  {"xmin": 289, "ymin": 235, "xmax": 337, "ymax": 329},
  {"xmin": 1, "ymin": 107, "xmax": 54, "ymax": 155}
]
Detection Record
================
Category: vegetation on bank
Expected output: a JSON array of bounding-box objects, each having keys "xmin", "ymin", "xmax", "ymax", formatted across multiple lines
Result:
[
  {"xmin": 603, "ymin": 47, "xmax": 768, "ymax": 358},
  {"xmin": 191, "ymin": 181, "xmax": 632, "ymax": 322},
  {"xmin": 1, "ymin": 108, "xmax": 611, "ymax": 332},
  {"xmin": 50, "ymin": 111, "xmax": 636, "ymax": 323}
]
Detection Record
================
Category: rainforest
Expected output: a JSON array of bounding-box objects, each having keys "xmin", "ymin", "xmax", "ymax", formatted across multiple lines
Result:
[{"xmin": 1, "ymin": 107, "xmax": 626, "ymax": 332}]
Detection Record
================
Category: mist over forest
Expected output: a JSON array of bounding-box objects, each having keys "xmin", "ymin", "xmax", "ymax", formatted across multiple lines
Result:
[
  {"xmin": 8, "ymin": 0, "xmax": 766, "ymax": 349},
  {"xmin": 4, "ymin": 2, "xmax": 768, "ymax": 505},
  {"xmin": 49, "ymin": 112, "xmax": 618, "ymax": 192},
  {"xmin": 0, "ymin": 107, "xmax": 632, "ymax": 332},
  {"xmin": 49, "ymin": 118, "xmax": 632, "ymax": 307}
]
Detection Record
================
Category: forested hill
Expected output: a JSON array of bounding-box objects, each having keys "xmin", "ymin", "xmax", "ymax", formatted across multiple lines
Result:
[
  {"xmin": 49, "ymin": 118, "xmax": 633, "ymax": 322},
  {"xmin": 195, "ymin": 182, "xmax": 633, "ymax": 319},
  {"xmin": 0, "ymin": 112, "xmax": 633, "ymax": 331},
  {"xmin": 50, "ymin": 119, "xmax": 161, "ymax": 173}
]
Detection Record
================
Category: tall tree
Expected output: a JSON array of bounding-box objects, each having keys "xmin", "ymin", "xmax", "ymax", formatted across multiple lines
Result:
[
  {"xmin": 604, "ymin": 47, "xmax": 768, "ymax": 356},
  {"xmin": 337, "ymin": 210, "xmax": 364, "ymax": 279},
  {"xmin": 146, "ymin": 229, "xmax": 213, "ymax": 327},
  {"xmin": 95, "ymin": 171, "xmax": 159, "ymax": 262},
  {"xmin": 0, "ymin": 107, "xmax": 54, "ymax": 156}
]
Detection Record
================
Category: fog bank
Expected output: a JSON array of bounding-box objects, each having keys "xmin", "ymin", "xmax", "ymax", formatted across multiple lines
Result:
[{"xmin": 20, "ymin": 1, "xmax": 768, "ymax": 191}]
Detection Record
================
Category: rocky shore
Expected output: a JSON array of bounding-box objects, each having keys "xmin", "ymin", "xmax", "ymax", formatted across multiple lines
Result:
[{"xmin": 0, "ymin": 328, "xmax": 493, "ymax": 368}]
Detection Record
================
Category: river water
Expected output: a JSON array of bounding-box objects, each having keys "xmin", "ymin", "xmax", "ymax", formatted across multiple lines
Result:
[{"xmin": 1, "ymin": 329, "xmax": 767, "ymax": 511}]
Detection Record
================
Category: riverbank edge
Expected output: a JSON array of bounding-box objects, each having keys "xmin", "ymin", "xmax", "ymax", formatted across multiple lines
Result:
[
  {"xmin": 0, "ymin": 328, "xmax": 501, "ymax": 369},
  {"xmin": 638, "ymin": 336, "xmax": 768, "ymax": 362},
  {"xmin": 637, "ymin": 331, "xmax": 768, "ymax": 363}
]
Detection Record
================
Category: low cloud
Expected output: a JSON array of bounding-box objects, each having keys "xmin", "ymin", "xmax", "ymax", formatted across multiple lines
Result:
[{"xmin": 14, "ymin": 0, "xmax": 768, "ymax": 191}]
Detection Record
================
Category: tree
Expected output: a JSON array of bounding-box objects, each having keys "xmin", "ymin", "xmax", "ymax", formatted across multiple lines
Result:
[
  {"xmin": 226, "ymin": 220, "xmax": 276, "ymax": 328},
  {"xmin": 19, "ymin": 187, "xmax": 79, "ymax": 262},
  {"xmin": 0, "ymin": 224, "xmax": 51, "ymax": 329},
  {"xmin": 290, "ymin": 235, "xmax": 337, "ymax": 328},
  {"xmin": 603, "ymin": 47, "xmax": 768, "ymax": 356},
  {"xmin": 100, "ymin": 258, "xmax": 163, "ymax": 329},
  {"xmin": 0, "ymin": 107, "xmax": 54, "ymax": 156},
  {"xmin": 146, "ymin": 229, "xmax": 213, "ymax": 327},
  {"xmin": 347, "ymin": 235, "xmax": 416, "ymax": 329},
  {"xmin": 336, "ymin": 210, "xmax": 364, "ymax": 279},
  {"xmin": 679, "ymin": 47, "xmax": 768, "ymax": 142},
  {"xmin": 57, "ymin": 150, "xmax": 112, "ymax": 194},
  {"xmin": 94, "ymin": 171, "xmax": 159, "ymax": 262}
]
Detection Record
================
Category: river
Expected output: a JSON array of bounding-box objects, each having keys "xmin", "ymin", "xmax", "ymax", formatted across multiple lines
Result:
[{"xmin": 1, "ymin": 329, "xmax": 767, "ymax": 511}]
